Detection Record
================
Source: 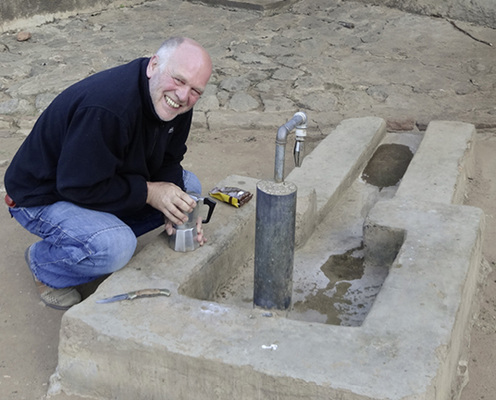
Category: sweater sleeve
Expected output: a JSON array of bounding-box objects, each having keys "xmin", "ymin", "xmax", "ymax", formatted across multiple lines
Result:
[{"xmin": 56, "ymin": 107, "xmax": 148, "ymax": 214}]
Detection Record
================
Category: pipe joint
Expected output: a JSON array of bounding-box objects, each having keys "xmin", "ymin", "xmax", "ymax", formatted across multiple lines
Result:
[{"xmin": 274, "ymin": 111, "xmax": 308, "ymax": 182}]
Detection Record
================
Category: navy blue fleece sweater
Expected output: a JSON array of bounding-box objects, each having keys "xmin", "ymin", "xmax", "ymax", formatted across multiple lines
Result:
[{"xmin": 5, "ymin": 58, "xmax": 193, "ymax": 217}]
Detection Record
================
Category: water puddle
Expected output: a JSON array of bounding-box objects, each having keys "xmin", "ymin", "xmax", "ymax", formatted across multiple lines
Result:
[
  {"xmin": 290, "ymin": 245, "xmax": 389, "ymax": 326},
  {"xmin": 361, "ymin": 143, "xmax": 414, "ymax": 188}
]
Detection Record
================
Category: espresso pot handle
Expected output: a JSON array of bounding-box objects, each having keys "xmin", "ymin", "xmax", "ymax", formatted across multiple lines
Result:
[{"xmin": 202, "ymin": 197, "xmax": 216, "ymax": 224}]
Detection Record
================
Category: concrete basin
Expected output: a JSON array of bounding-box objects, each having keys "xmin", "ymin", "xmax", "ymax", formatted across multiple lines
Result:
[{"xmin": 49, "ymin": 118, "xmax": 485, "ymax": 400}]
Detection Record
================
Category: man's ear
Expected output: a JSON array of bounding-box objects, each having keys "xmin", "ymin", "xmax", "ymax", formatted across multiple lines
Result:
[{"xmin": 146, "ymin": 55, "xmax": 159, "ymax": 78}]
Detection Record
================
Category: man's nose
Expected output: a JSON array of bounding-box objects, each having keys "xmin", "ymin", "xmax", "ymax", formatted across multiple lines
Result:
[{"xmin": 176, "ymin": 86, "xmax": 191, "ymax": 102}]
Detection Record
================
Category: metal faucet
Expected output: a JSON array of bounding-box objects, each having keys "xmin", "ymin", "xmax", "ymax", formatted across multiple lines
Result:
[{"xmin": 274, "ymin": 111, "xmax": 308, "ymax": 183}]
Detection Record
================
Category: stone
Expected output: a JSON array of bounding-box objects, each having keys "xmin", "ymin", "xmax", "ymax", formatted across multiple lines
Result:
[
  {"xmin": 16, "ymin": 31, "xmax": 31, "ymax": 41},
  {"xmin": 298, "ymin": 92, "xmax": 338, "ymax": 113},
  {"xmin": 195, "ymin": 94, "xmax": 220, "ymax": 112},
  {"xmin": 227, "ymin": 92, "xmax": 259, "ymax": 112},
  {"xmin": 219, "ymin": 76, "xmax": 251, "ymax": 92},
  {"xmin": 366, "ymin": 85, "xmax": 389, "ymax": 102},
  {"xmin": 261, "ymin": 95, "xmax": 296, "ymax": 112},
  {"xmin": 386, "ymin": 117, "xmax": 416, "ymax": 131},
  {"xmin": 0, "ymin": 98, "xmax": 34, "ymax": 115},
  {"xmin": 0, "ymin": 99, "xmax": 19, "ymax": 114},
  {"xmin": 272, "ymin": 66, "xmax": 304, "ymax": 81},
  {"xmin": 0, "ymin": 118, "xmax": 12, "ymax": 130},
  {"xmin": 234, "ymin": 52, "xmax": 272, "ymax": 65},
  {"xmin": 35, "ymin": 93, "xmax": 57, "ymax": 112}
]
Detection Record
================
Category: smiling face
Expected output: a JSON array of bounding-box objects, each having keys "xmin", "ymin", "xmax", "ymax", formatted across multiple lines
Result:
[{"xmin": 146, "ymin": 40, "xmax": 212, "ymax": 122}]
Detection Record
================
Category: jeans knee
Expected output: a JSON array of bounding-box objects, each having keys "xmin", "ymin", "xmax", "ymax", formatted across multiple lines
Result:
[
  {"xmin": 183, "ymin": 170, "xmax": 202, "ymax": 195},
  {"xmin": 89, "ymin": 224, "xmax": 137, "ymax": 274}
]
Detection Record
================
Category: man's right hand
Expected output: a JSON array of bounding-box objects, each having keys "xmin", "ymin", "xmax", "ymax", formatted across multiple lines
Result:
[
  {"xmin": 146, "ymin": 181, "xmax": 196, "ymax": 226},
  {"xmin": 164, "ymin": 216, "xmax": 207, "ymax": 246}
]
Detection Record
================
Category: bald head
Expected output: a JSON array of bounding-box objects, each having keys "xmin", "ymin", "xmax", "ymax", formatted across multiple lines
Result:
[{"xmin": 155, "ymin": 37, "xmax": 212, "ymax": 74}]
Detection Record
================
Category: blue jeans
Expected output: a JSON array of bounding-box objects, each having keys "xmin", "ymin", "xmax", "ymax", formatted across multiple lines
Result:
[{"xmin": 9, "ymin": 171, "xmax": 201, "ymax": 288}]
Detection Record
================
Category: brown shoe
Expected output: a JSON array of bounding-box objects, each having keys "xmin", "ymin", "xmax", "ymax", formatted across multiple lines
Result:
[{"xmin": 25, "ymin": 246, "xmax": 81, "ymax": 310}]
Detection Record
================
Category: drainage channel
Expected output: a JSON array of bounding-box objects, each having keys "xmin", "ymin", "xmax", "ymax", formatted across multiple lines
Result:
[{"xmin": 212, "ymin": 131, "xmax": 423, "ymax": 326}]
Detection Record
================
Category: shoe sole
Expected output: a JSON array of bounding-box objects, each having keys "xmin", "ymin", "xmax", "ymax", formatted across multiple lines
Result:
[{"xmin": 25, "ymin": 245, "xmax": 74, "ymax": 311}]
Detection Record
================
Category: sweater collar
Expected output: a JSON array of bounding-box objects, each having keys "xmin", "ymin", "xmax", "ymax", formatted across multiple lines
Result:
[{"xmin": 140, "ymin": 58, "xmax": 163, "ymax": 122}]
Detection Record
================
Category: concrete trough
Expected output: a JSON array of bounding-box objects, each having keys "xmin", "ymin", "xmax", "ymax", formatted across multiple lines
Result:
[{"xmin": 49, "ymin": 117, "xmax": 485, "ymax": 400}]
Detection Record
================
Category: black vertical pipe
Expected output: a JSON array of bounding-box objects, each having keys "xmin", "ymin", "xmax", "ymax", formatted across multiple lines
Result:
[{"xmin": 254, "ymin": 180, "xmax": 297, "ymax": 310}]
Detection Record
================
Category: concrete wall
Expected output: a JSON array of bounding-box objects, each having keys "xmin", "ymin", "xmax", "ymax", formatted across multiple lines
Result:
[
  {"xmin": 0, "ymin": 0, "xmax": 146, "ymax": 32},
  {"xmin": 351, "ymin": 0, "xmax": 496, "ymax": 28},
  {"xmin": 1, "ymin": 0, "xmax": 495, "ymax": 33}
]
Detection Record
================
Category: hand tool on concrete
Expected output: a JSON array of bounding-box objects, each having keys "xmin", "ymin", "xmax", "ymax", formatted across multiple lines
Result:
[{"xmin": 96, "ymin": 288, "xmax": 171, "ymax": 304}]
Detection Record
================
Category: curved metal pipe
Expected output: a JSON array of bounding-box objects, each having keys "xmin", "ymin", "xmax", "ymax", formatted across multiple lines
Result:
[
  {"xmin": 254, "ymin": 111, "xmax": 308, "ymax": 310},
  {"xmin": 274, "ymin": 111, "xmax": 308, "ymax": 183}
]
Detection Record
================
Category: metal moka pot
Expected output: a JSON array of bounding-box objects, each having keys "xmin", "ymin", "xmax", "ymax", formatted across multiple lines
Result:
[{"xmin": 169, "ymin": 194, "xmax": 216, "ymax": 252}]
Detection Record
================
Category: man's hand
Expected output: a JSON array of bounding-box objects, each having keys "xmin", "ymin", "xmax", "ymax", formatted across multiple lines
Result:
[
  {"xmin": 194, "ymin": 216, "xmax": 207, "ymax": 246},
  {"xmin": 146, "ymin": 181, "xmax": 196, "ymax": 226},
  {"xmin": 164, "ymin": 216, "xmax": 207, "ymax": 246}
]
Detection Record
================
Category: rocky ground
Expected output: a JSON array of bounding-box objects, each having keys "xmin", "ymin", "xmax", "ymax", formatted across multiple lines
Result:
[{"xmin": 0, "ymin": 0, "xmax": 495, "ymax": 398}]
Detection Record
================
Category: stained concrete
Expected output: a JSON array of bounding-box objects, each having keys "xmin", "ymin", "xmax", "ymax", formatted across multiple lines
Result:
[
  {"xmin": 49, "ymin": 118, "xmax": 485, "ymax": 400},
  {"xmin": 2, "ymin": 0, "xmax": 496, "ymax": 135},
  {"xmin": 0, "ymin": 0, "xmax": 141, "ymax": 33},
  {"xmin": 3, "ymin": 0, "xmax": 496, "ymax": 33},
  {"xmin": 352, "ymin": 0, "xmax": 496, "ymax": 28}
]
